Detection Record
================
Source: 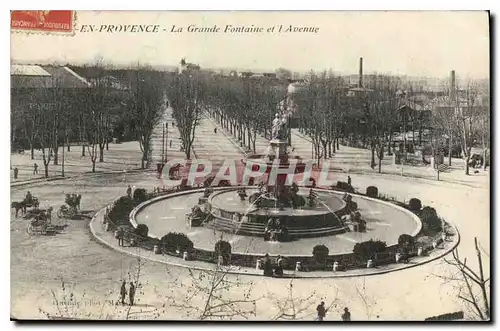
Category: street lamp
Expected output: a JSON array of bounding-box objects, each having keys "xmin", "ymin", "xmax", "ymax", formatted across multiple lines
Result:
[{"xmin": 162, "ymin": 122, "xmax": 168, "ymax": 163}]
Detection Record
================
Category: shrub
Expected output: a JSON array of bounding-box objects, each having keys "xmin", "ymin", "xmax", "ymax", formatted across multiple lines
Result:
[
  {"xmin": 133, "ymin": 188, "xmax": 148, "ymax": 204},
  {"xmin": 214, "ymin": 240, "xmax": 232, "ymax": 265},
  {"xmin": 408, "ymin": 198, "xmax": 422, "ymax": 212},
  {"xmin": 312, "ymin": 244, "xmax": 330, "ymax": 263},
  {"xmin": 353, "ymin": 239, "xmax": 387, "ymax": 261},
  {"xmin": 135, "ymin": 224, "xmax": 149, "ymax": 237},
  {"xmin": 366, "ymin": 186, "xmax": 378, "ymax": 198},
  {"xmin": 336, "ymin": 181, "xmax": 354, "ymax": 193},
  {"xmin": 398, "ymin": 234, "xmax": 415, "ymax": 251},
  {"xmin": 108, "ymin": 196, "xmax": 135, "ymax": 225},
  {"xmin": 420, "ymin": 206, "xmax": 442, "ymax": 233},
  {"xmin": 160, "ymin": 232, "xmax": 194, "ymax": 253}
]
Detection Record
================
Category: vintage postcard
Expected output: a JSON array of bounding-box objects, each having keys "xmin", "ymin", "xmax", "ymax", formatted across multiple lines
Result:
[{"xmin": 10, "ymin": 11, "xmax": 490, "ymax": 321}]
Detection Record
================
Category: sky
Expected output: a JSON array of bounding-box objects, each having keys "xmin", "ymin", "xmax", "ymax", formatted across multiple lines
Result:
[{"xmin": 10, "ymin": 11, "xmax": 490, "ymax": 79}]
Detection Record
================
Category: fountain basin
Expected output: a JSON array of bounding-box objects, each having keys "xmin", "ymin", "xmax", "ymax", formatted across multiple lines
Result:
[{"xmin": 206, "ymin": 187, "xmax": 349, "ymax": 238}]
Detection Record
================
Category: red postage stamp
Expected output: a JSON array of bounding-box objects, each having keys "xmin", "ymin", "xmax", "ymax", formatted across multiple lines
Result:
[{"xmin": 11, "ymin": 10, "xmax": 74, "ymax": 33}]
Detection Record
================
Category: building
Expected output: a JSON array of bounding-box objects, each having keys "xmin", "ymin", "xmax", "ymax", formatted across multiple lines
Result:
[
  {"xmin": 178, "ymin": 58, "xmax": 201, "ymax": 75},
  {"xmin": 263, "ymin": 73, "xmax": 277, "ymax": 79}
]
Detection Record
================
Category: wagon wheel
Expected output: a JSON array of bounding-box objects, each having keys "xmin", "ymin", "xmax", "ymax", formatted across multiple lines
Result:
[{"xmin": 57, "ymin": 208, "xmax": 65, "ymax": 218}]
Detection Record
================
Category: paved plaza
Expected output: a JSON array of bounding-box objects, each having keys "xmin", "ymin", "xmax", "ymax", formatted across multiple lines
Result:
[{"xmin": 10, "ymin": 113, "xmax": 489, "ymax": 320}]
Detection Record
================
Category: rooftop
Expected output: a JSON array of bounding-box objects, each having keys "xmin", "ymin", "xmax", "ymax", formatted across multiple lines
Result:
[
  {"xmin": 11, "ymin": 65, "xmax": 51, "ymax": 77},
  {"xmin": 11, "ymin": 64, "xmax": 91, "ymax": 89}
]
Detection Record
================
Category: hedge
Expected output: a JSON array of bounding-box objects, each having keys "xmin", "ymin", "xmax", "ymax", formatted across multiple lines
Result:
[
  {"xmin": 135, "ymin": 224, "xmax": 149, "ymax": 237},
  {"xmin": 408, "ymin": 198, "xmax": 422, "ymax": 212},
  {"xmin": 160, "ymin": 232, "xmax": 194, "ymax": 253},
  {"xmin": 313, "ymin": 245, "xmax": 329, "ymax": 263},
  {"xmin": 353, "ymin": 239, "xmax": 387, "ymax": 261},
  {"xmin": 420, "ymin": 206, "xmax": 443, "ymax": 233},
  {"xmin": 366, "ymin": 186, "xmax": 378, "ymax": 198},
  {"xmin": 133, "ymin": 188, "xmax": 148, "ymax": 204}
]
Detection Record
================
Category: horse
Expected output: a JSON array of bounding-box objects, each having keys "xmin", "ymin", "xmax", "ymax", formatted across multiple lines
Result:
[{"xmin": 11, "ymin": 201, "xmax": 26, "ymax": 217}]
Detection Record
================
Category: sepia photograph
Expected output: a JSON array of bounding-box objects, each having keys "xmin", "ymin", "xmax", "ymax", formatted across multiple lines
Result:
[{"xmin": 9, "ymin": 10, "xmax": 490, "ymax": 321}]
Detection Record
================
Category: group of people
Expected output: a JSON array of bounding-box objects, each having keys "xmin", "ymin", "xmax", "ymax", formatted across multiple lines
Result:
[
  {"xmin": 120, "ymin": 280, "xmax": 136, "ymax": 306},
  {"xmin": 262, "ymin": 253, "xmax": 284, "ymax": 277},
  {"xmin": 316, "ymin": 302, "xmax": 351, "ymax": 321}
]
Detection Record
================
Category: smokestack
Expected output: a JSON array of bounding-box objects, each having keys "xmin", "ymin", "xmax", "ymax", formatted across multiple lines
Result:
[
  {"xmin": 450, "ymin": 70, "xmax": 456, "ymax": 101},
  {"xmin": 359, "ymin": 57, "xmax": 363, "ymax": 87}
]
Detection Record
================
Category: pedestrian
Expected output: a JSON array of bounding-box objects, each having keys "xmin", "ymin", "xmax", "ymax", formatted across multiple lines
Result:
[
  {"xmin": 274, "ymin": 255, "xmax": 284, "ymax": 276},
  {"xmin": 263, "ymin": 253, "xmax": 273, "ymax": 277},
  {"xmin": 214, "ymin": 128, "xmax": 217, "ymax": 134},
  {"xmin": 33, "ymin": 163, "xmax": 38, "ymax": 175},
  {"xmin": 347, "ymin": 175, "xmax": 352, "ymax": 186},
  {"xmin": 341, "ymin": 307, "xmax": 351, "ymax": 321},
  {"xmin": 129, "ymin": 282, "xmax": 136, "ymax": 306},
  {"xmin": 126, "ymin": 185, "xmax": 132, "ymax": 198},
  {"xmin": 13, "ymin": 167, "xmax": 19, "ymax": 179},
  {"xmin": 316, "ymin": 301, "xmax": 327, "ymax": 321},
  {"xmin": 120, "ymin": 280, "xmax": 127, "ymax": 305},
  {"xmin": 169, "ymin": 139, "xmax": 172, "ymax": 148}
]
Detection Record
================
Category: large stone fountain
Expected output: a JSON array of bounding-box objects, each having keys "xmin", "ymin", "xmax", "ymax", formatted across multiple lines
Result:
[{"xmin": 193, "ymin": 110, "xmax": 350, "ymax": 241}]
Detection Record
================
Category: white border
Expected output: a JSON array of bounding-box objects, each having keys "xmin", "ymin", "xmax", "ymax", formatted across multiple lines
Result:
[{"xmin": 4, "ymin": 1, "xmax": 497, "ymax": 329}]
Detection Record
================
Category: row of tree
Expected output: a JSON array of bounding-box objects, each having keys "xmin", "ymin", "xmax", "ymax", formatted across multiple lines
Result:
[
  {"xmin": 11, "ymin": 61, "xmax": 166, "ymax": 176},
  {"xmin": 168, "ymin": 69, "xmax": 489, "ymax": 175}
]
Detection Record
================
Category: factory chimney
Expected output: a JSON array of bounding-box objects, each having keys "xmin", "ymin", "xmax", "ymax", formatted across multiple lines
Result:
[
  {"xmin": 359, "ymin": 57, "xmax": 363, "ymax": 87},
  {"xmin": 450, "ymin": 70, "xmax": 456, "ymax": 103}
]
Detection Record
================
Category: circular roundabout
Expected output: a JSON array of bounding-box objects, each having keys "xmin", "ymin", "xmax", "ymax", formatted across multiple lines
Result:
[{"xmin": 132, "ymin": 187, "xmax": 422, "ymax": 257}]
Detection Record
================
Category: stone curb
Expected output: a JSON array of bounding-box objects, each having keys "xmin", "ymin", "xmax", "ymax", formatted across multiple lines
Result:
[
  {"xmin": 90, "ymin": 206, "xmax": 460, "ymax": 279},
  {"xmin": 90, "ymin": 186, "xmax": 460, "ymax": 279}
]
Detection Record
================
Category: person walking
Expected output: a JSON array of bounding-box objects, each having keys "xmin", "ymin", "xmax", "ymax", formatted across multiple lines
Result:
[
  {"xmin": 126, "ymin": 185, "xmax": 132, "ymax": 198},
  {"xmin": 274, "ymin": 255, "xmax": 284, "ymax": 276},
  {"xmin": 169, "ymin": 139, "xmax": 172, "ymax": 148},
  {"xmin": 214, "ymin": 127, "xmax": 217, "ymax": 134},
  {"xmin": 263, "ymin": 253, "xmax": 273, "ymax": 277},
  {"xmin": 316, "ymin": 301, "xmax": 328, "ymax": 321},
  {"xmin": 341, "ymin": 307, "xmax": 351, "ymax": 321},
  {"xmin": 120, "ymin": 280, "xmax": 127, "ymax": 305},
  {"xmin": 129, "ymin": 282, "xmax": 136, "ymax": 306},
  {"xmin": 13, "ymin": 167, "xmax": 19, "ymax": 179},
  {"xmin": 33, "ymin": 163, "xmax": 38, "ymax": 175},
  {"xmin": 347, "ymin": 175, "xmax": 352, "ymax": 186}
]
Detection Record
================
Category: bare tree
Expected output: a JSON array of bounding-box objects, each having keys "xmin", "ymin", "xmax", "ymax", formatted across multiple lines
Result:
[
  {"xmin": 438, "ymin": 238, "xmax": 490, "ymax": 320},
  {"xmin": 164, "ymin": 264, "xmax": 260, "ymax": 320},
  {"xmin": 127, "ymin": 67, "xmax": 165, "ymax": 168},
  {"xmin": 12, "ymin": 88, "xmax": 39, "ymax": 159},
  {"xmin": 268, "ymin": 279, "xmax": 337, "ymax": 321},
  {"xmin": 458, "ymin": 81, "xmax": 480, "ymax": 175},
  {"xmin": 167, "ymin": 72, "xmax": 206, "ymax": 160}
]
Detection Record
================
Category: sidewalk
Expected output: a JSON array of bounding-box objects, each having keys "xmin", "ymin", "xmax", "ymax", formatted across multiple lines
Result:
[{"xmin": 207, "ymin": 114, "xmax": 270, "ymax": 156}]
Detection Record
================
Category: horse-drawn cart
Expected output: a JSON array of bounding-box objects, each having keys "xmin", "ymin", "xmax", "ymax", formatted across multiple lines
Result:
[
  {"xmin": 27, "ymin": 216, "xmax": 56, "ymax": 236},
  {"xmin": 57, "ymin": 205, "xmax": 77, "ymax": 219}
]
